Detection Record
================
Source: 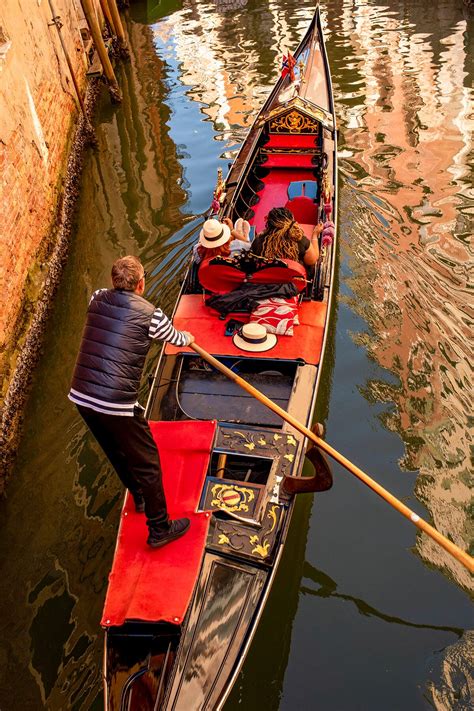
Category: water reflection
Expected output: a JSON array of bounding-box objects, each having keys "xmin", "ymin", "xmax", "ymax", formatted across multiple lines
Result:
[
  {"xmin": 331, "ymin": 0, "xmax": 472, "ymax": 589},
  {"xmin": 214, "ymin": 0, "xmax": 248, "ymax": 11},
  {"xmin": 153, "ymin": 0, "xmax": 320, "ymax": 142}
]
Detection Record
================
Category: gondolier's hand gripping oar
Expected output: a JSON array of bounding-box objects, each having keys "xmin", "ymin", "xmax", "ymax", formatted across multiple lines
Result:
[{"xmin": 189, "ymin": 342, "xmax": 474, "ymax": 575}]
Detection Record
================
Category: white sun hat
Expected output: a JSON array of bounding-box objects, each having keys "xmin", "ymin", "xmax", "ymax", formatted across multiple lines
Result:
[
  {"xmin": 199, "ymin": 219, "xmax": 231, "ymax": 249},
  {"xmin": 232, "ymin": 322, "xmax": 277, "ymax": 352}
]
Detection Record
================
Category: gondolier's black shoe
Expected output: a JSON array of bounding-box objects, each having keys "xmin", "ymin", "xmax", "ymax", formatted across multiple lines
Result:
[
  {"xmin": 147, "ymin": 517, "xmax": 190, "ymax": 549},
  {"xmin": 132, "ymin": 493, "xmax": 145, "ymax": 513}
]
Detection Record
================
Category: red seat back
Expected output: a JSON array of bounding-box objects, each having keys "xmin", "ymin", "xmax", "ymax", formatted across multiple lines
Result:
[
  {"xmin": 251, "ymin": 259, "xmax": 307, "ymax": 292},
  {"xmin": 285, "ymin": 196, "xmax": 318, "ymax": 225},
  {"xmin": 198, "ymin": 258, "xmax": 307, "ymax": 294},
  {"xmin": 198, "ymin": 260, "xmax": 246, "ymax": 293}
]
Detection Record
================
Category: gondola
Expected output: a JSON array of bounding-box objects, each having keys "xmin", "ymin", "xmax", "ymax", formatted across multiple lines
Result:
[{"xmin": 102, "ymin": 5, "xmax": 337, "ymax": 709}]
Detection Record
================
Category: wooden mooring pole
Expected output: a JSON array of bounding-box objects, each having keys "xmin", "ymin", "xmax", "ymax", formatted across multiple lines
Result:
[
  {"xmin": 80, "ymin": 0, "xmax": 122, "ymax": 102},
  {"xmin": 98, "ymin": 0, "xmax": 116, "ymax": 36},
  {"xmin": 106, "ymin": 0, "xmax": 129, "ymax": 56}
]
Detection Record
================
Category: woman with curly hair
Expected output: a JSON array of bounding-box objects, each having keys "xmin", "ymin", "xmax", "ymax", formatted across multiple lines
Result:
[{"xmin": 250, "ymin": 207, "xmax": 321, "ymax": 266}]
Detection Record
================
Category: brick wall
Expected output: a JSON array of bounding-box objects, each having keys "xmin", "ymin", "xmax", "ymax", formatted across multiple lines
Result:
[{"xmin": 0, "ymin": 0, "xmax": 101, "ymax": 395}]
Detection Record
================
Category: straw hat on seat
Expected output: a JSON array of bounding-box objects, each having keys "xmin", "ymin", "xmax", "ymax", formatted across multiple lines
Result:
[{"xmin": 232, "ymin": 323, "xmax": 277, "ymax": 352}]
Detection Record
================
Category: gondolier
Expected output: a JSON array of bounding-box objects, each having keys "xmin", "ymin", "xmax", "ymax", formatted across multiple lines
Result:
[{"xmin": 68, "ymin": 255, "xmax": 194, "ymax": 548}]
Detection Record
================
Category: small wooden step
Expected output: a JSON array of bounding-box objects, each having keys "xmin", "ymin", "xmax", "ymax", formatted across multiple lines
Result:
[
  {"xmin": 78, "ymin": 18, "xmax": 90, "ymax": 42},
  {"xmin": 86, "ymin": 39, "xmax": 112, "ymax": 78},
  {"xmin": 86, "ymin": 49, "xmax": 103, "ymax": 77}
]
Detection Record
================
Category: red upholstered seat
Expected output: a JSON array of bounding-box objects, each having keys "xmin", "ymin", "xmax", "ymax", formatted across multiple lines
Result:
[
  {"xmin": 300, "ymin": 223, "xmax": 314, "ymax": 240},
  {"xmin": 198, "ymin": 258, "xmax": 307, "ymax": 294},
  {"xmin": 264, "ymin": 133, "xmax": 317, "ymax": 150},
  {"xmin": 262, "ymin": 153, "xmax": 316, "ymax": 169},
  {"xmin": 248, "ymin": 168, "xmax": 316, "ymax": 233},
  {"xmin": 285, "ymin": 196, "xmax": 318, "ymax": 225}
]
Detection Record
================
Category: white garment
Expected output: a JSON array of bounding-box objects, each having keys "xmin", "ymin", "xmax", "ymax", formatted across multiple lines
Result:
[{"xmin": 193, "ymin": 238, "xmax": 250, "ymax": 264}]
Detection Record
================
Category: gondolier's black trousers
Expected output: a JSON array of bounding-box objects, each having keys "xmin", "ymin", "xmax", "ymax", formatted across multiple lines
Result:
[{"xmin": 77, "ymin": 405, "xmax": 168, "ymax": 523}]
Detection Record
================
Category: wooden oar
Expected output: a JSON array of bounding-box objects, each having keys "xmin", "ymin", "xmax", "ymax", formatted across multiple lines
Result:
[{"xmin": 190, "ymin": 342, "xmax": 474, "ymax": 574}]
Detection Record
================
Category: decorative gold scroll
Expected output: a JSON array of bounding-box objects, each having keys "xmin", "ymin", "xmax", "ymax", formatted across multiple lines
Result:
[
  {"xmin": 214, "ymin": 503, "xmax": 282, "ymax": 560},
  {"xmin": 269, "ymin": 109, "xmax": 320, "ymax": 134},
  {"xmin": 264, "ymin": 96, "xmax": 334, "ymax": 132}
]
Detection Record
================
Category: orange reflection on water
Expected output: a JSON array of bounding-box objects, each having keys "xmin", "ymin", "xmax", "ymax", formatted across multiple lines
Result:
[
  {"xmin": 336, "ymin": 0, "xmax": 472, "ymax": 588},
  {"xmin": 153, "ymin": 0, "xmax": 317, "ymax": 136}
]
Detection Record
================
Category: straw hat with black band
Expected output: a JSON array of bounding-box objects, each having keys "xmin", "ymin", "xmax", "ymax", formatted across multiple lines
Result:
[
  {"xmin": 232, "ymin": 323, "xmax": 277, "ymax": 352},
  {"xmin": 199, "ymin": 219, "xmax": 232, "ymax": 249}
]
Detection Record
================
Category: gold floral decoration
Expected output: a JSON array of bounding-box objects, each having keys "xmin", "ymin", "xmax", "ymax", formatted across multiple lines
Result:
[
  {"xmin": 251, "ymin": 541, "xmax": 270, "ymax": 558},
  {"xmin": 267, "ymin": 505, "xmax": 278, "ymax": 532}
]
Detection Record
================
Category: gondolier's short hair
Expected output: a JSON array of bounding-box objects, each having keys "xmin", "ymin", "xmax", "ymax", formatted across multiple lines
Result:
[{"xmin": 112, "ymin": 256, "xmax": 145, "ymax": 290}]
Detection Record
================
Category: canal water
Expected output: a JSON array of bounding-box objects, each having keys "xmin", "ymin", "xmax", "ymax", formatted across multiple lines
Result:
[{"xmin": 0, "ymin": 0, "xmax": 472, "ymax": 708}]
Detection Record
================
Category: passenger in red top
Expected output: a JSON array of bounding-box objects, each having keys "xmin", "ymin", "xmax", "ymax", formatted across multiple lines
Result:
[{"xmin": 250, "ymin": 207, "xmax": 322, "ymax": 266}]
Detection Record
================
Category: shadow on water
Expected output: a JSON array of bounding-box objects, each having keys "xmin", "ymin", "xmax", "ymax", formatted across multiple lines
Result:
[
  {"xmin": 0, "ymin": 0, "xmax": 472, "ymax": 709},
  {"xmin": 300, "ymin": 562, "xmax": 463, "ymax": 637}
]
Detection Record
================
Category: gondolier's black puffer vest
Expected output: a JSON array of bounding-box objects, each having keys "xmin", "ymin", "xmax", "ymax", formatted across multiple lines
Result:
[{"xmin": 71, "ymin": 289, "xmax": 155, "ymax": 404}]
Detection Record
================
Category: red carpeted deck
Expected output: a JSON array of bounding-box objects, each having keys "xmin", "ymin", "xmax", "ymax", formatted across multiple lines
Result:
[
  {"xmin": 165, "ymin": 295, "xmax": 327, "ymax": 365},
  {"xmin": 101, "ymin": 420, "xmax": 216, "ymax": 627},
  {"xmin": 250, "ymin": 168, "xmax": 317, "ymax": 232}
]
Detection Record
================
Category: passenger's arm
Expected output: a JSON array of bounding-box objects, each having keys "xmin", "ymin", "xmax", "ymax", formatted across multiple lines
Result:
[
  {"xmin": 223, "ymin": 217, "xmax": 237, "ymax": 239},
  {"xmin": 303, "ymin": 223, "xmax": 323, "ymax": 265},
  {"xmin": 192, "ymin": 243, "xmax": 201, "ymax": 264},
  {"xmin": 303, "ymin": 242, "xmax": 319, "ymax": 266}
]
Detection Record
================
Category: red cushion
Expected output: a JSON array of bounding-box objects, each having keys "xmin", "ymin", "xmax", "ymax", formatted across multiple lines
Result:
[
  {"xmin": 199, "ymin": 258, "xmax": 307, "ymax": 293},
  {"xmin": 265, "ymin": 134, "xmax": 317, "ymax": 150},
  {"xmin": 263, "ymin": 153, "xmax": 316, "ymax": 169},
  {"xmin": 250, "ymin": 297, "xmax": 299, "ymax": 335},
  {"xmin": 285, "ymin": 196, "xmax": 318, "ymax": 225},
  {"xmin": 299, "ymin": 223, "xmax": 314, "ymax": 240}
]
